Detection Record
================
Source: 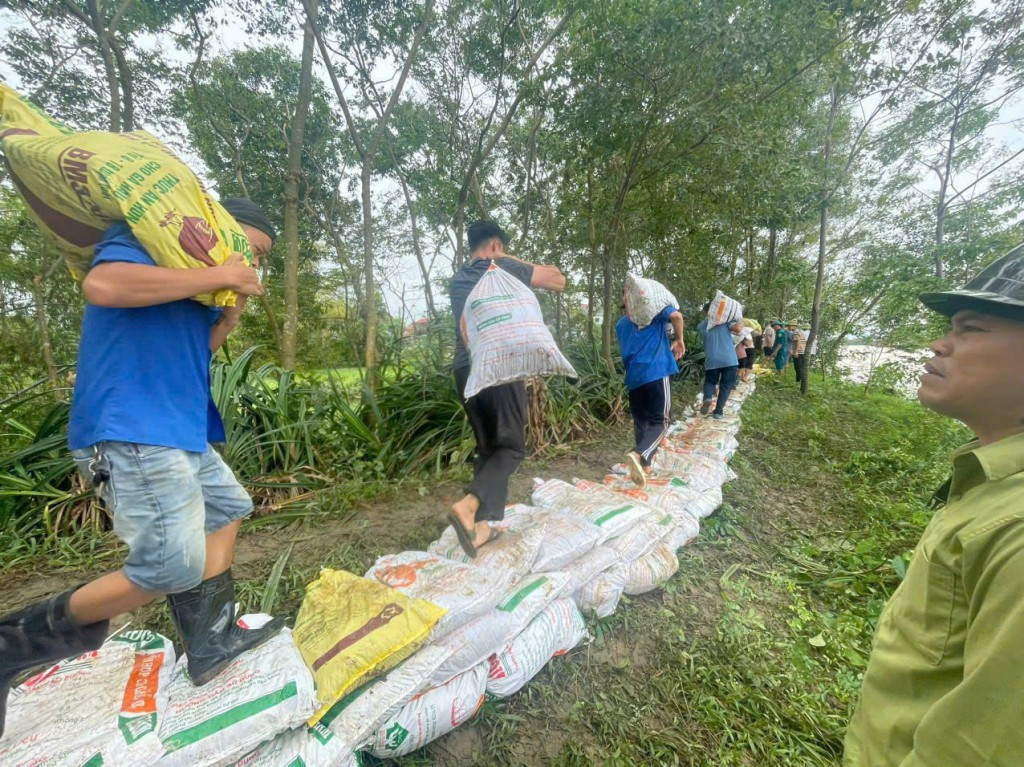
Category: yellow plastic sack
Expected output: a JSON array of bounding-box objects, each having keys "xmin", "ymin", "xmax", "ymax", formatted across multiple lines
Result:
[
  {"xmin": 0, "ymin": 84, "xmax": 250, "ymax": 306},
  {"xmin": 293, "ymin": 568, "xmax": 446, "ymax": 725}
]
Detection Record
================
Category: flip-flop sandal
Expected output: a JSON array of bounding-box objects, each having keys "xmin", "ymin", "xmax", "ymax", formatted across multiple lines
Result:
[
  {"xmin": 445, "ymin": 512, "xmax": 478, "ymax": 558},
  {"xmin": 476, "ymin": 528, "xmax": 504, "ymax": 549}
]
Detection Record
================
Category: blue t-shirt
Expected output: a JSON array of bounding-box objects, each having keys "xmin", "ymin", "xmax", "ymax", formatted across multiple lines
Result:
[
  {"xmin": 698, "ymin": 317, "xmax": 739, "ymax": 370},
  {"xmin": 616, "ymin": 306, "xmax": 680, "ymax": 390},
  {"xmin": 68, "ymin": 223, "xmax": 226, "ymax": 452}
]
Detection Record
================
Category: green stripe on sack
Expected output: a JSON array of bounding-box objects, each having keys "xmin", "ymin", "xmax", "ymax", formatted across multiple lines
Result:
[
  {"xmin": 498, "ymin": 577, "xmax": 548, "ymax": 612},
  {"xmin": 162, "ymin": 681, "xmax": 299, "ymax": 752},
  {"xmin": 594, "ymin": 505, "xmax": 632, "ymax": 526},
  {"xmin": 80, "ymin": 755, "xmax": 104, "ymax": 767}
]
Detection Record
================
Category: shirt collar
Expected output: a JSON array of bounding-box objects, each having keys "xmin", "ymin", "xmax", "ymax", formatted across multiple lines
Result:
[{"xmin": 950, "ymin": 431, "xmax": 1024, "ymax": 497}]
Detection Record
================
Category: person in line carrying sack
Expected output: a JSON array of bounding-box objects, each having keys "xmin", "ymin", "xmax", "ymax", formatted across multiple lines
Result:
[
  {"xmin": 697, "ymin": 304, "xmax": 744, "ymax": 419},
  {"xmin": 767, "ymin": 320, "xmax": 789, "ymax": 374},
  {"xmin": 616, "ymin": 291, "xmax": 686, "ymax": 488},
  {"xmin": 734, "ymin": 326, "xmax": 755, "ymax": 383},
  {"xmin": 844, "ymin": 245, "xmax": 1024, "ymax": 766},
  {"xmin": 762, "ymin": 320, "xmax": 777, "ymax": 359},
  {"xmin": 447, "ymin": 220, "xmax": 565, "ymax": 557},
  {"xmin": 787, "ymin": 320, "xmax": 807, "ymax": 382},
  {"xmin": 0, "ymin": 199, "xmax": 283, "ymax": 738}
]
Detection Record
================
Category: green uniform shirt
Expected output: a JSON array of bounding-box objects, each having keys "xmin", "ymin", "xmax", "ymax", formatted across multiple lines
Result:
[{"xmin": 844, "ymin": 431, "xmax": 1024, "ymax": 766}]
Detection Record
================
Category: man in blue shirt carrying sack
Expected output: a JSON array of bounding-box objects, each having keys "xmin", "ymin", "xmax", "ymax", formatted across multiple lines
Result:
[
  {"xmin": 697, "ymin": 310, "xmax": 745, "ymax": 419},
  {"xmin": 0, "ymin": 199, "xmax": 283, "ymax": 737},
  {"xmin": 616, "ymin": 297, "xmax": 686, "ymax": 488}
]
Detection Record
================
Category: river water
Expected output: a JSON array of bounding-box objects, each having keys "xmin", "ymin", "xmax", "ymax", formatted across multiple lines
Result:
[{"xmin": 836, "ymin": 344, "xmax": 929, "ymax": 397}]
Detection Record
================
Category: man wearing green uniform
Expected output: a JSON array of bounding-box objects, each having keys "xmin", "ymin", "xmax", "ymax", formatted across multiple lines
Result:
[{"xmin": 844, "ymin": 245, "xmax": 1024, "ymax": 766}]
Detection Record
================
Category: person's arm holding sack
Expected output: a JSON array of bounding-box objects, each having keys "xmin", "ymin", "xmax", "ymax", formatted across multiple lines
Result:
[
  {"xmin": 666, "ymin": 308, "xmax": 685, "ymax": 359},
  {"xmin": 83, "ymin": 256, "xmax": 262, "ymax": 308},
  {"xmin": 498, "ymin": 254, "xmax": 565, "ymax": 292}
]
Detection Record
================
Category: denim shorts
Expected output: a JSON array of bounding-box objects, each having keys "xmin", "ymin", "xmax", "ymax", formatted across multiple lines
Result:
[{"xmin": 72, "ymin": 442, "xmax": 253, "ymax": 593}]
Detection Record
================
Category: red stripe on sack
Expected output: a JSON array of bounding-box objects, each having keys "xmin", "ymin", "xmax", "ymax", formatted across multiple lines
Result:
[
  {"xmin": 312, "ymin": 603, "xmax": 405, "ymax": 671},
  {"xmin": 5, "ymin": 161, "xmax": 103, "ymax": 247}
]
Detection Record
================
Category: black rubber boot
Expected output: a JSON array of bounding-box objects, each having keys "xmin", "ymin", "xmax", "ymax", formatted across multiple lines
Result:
[
  {"xmin": 167, "ymin": 569, "xmax": 284, "ymax": 686},
  {"xmin": 0, "ymin": 588, "xmax": 109, "ymax": 739}
]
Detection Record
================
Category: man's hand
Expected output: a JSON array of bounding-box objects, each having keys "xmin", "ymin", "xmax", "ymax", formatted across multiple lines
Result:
[
  {"xmin": 218, "ymin": 254, "xmax": 263, "ymax": 296},
  {"xmin": 671, "ymin": 340, "xmax": 686, "ymax": 360}
]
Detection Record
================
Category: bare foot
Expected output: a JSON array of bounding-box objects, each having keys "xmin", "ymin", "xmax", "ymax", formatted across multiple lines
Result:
[
  {"xmin": 473, "ymin": 521, "xmax": 492, "ymax": 547},
  {"xmin": 451, "ymin": 494, "xmax": 479, "ymax": 533}
]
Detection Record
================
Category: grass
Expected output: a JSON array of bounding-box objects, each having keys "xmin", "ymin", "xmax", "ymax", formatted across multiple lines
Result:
[{"xmin": 358, "ymin": 374, "xmax": 965, "ymax": 766}]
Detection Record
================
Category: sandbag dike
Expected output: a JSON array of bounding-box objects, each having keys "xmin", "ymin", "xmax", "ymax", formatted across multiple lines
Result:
[{"xmin": 0, "ymin": 377, "xmax": 756, "ymax": 767}]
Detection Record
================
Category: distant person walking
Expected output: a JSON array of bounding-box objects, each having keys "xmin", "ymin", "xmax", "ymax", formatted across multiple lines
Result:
[
  {"xmin": 616, "ymin": 295, "xmax": 686, "ymax": 487},
  {"xmin": 762, "ymin": 320, "xmax": 776, "ymax": 359},
  {"xmin": 766, "ymin": 320, "xmax": 789, "ymax": 374},
  {"xmin": 788, "ymin": 320, "xmax": 807, "ymax": 381},
  {"xmin": 735, "ymin": 326, "xmax": 755, "ymax": 383},
  {"xmin": 447, "ymin": 220, "xmax": 565, "ymax": 557},
  {"xmin": 844, "ymin": 245, "xmax": 1024, "ymax": 766},
  {"xmin": 698, "ymin": 310, "xmax": 744, "ymax": 419}
]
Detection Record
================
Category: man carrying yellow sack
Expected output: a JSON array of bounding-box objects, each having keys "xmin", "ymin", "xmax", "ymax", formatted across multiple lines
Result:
[{"xmin": 0, "ymin": 199, "xmax": 281, "ymax": 738}]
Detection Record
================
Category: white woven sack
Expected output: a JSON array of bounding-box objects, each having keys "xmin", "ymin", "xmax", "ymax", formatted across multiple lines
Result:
[
  {"xmin": 531, "ymin": 478, "xmax": 654, "ymax": 538},
  {"xmin": 502, "ymin": 504, "xmax": 608, "ymax": 570},
  {"xmin": 460, "ymin": 264, "xmax": 577, "ymax": 399},
  {"xmin": 486, "ymin": 599, "xmax": 588, "ymax": 698},
  {"xmin": 312, "ymin": 645, "xmax": 451, "ymax": 754},
  {"xmin": 557, "ymin": 545, "xmax": 622, "ymax": 599},
  {"xmin": 228, "ymin": 725, "xmax": 358, "ymax": 767},
  {"xmin": 623, "ymin": 273, "xmax": 678, "ymax": 329},
  {"xmin": 429, "ymin": 572, "xmax": 569, "ymax": 687},
  {"xmin": 576, "ymin": 564, "xmax": 629, "ymax": 618},
  {"xmin": 623, "ymin": 544, "xmax": 680, "ymax": 596},
  {"xmin": 158, "ymin": 623, "xmax": 316, "ymax": 767},
  {"xmin": 706, "ymin": 289, "xmax": 743, "ymax": 328},
  {"xmin": 365, "ymin": 551, "xmax": 514, "ymax": 639},
  {"xmin": 428, "ymin": 520, "xmax": 545, "ymax": 578},
  {"xmin": 1, "ymin": 629, "xmax": 175, "ymax": 767},
  {"xmin": 605, "ymin": 513, "xmax": 676, "ymax": 562},
  {"xmin": 652, "ymin": 452, "xmax": 727, "ymax": 492},
  {"xmin": 366, "ymin": 663, "xmax": 487, "ymax": 759}
]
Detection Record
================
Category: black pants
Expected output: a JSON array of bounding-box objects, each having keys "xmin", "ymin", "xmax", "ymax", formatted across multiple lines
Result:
[
  {"xmin": 793, "ymin": 354, "xmax": 805, "ymax": 381},
  {"xmin": 454, "ymin": 367, "xmax": 527, "ymax": 523},
  {"xmin": 628, "ymin": 377, "xmax": 672, "ymax": 467},
  {"xmin": 703, "ymin": 366, "xmax": 738, "ymax": 415}
]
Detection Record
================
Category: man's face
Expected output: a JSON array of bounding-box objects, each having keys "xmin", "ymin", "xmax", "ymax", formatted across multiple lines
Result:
[
  {"xmin": 918, "ymin": 309, "xmax": 1024, "ymax": 426},
  {"xmin": 242, "ymin": 225, "xmax": 273, "ymax": 268}
]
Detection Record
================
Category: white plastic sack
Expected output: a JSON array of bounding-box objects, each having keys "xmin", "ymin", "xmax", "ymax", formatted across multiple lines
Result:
[
  {"xmin": 652, "ymin": 452, "xmax": 727, "ymax": 492},
  {"xmin": 312, "ymin": 645, "xmax": 452, "ymax": 755},
  {"xmin": 486, "ymin": 599, "xmax": 588, "ymax": 698},
  {"xmin": 430, "ymin": 572, "xmax": 569, "ymax": 687},
  {"xmin": 605, "ymin": 513, "xmax": 675, "ymax": 562},
  {"xmin": 365, "ymin": 551, "xmax": 514, "ymax": 639},
  {"xmin": 502, "ymin": 504, "xmax": 608, "ymax": 570},
  {"xmin": 460, "ymin": 264, "xmax": 577, "ymax": 399},
  {"xmin": 623, "ymin": 273, "xmax": 678, "ymax": 329},
  {"xmin": 366, "ymin": 663, "xmax": 487, "ymax": 759},
  {"xmin": 158, "ymin": 624, "xmax": 316, "ymax": 767},
  {"xmin": 532, "ymin": 478, "xmax": 654, "ymax": 538},
  {"xmin": 228, "ymin": 725, "xmax": 357, "ymax": 767},
  {"xmin": 623, "ymin": 544, "xmax": 680, "ymax": 596},
  {"xmin": 557, "ymin": 545, "xmax": 622, "ymax": 599},
  {"xmin": 428, "ymin": 521, "xmax": 545, "ymax": 578},
  {"xmin": 706, "ymin": 289, "xmax": 743, "ymax": 329},
  {"xmin": 576, "ymin": 565, "xmax": 629, "ymax": 619},
  {"xmin": 1, "ymin": 629, "xmax": 174, "ymax": 767}
]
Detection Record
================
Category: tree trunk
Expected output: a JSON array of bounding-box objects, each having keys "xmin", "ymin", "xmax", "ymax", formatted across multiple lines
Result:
[
  {"xmin": 933, "ymin": 108, "xmax": 961, "ymax": 278},
  {"xmin": 361, "ymin": 166, "xmax": 378, "ymax": 386},
  {"xmin": 601, "ymin": 240, "xmax": 615, "ymax": 370},
  {"xmin": 32, "ymin": 258, "xmax": 62, "ymax": 397},
  {"xmin": 281, "ymin": 0, "xmax": 318, "ymax": 370},
  {"xmin": 761, "ymin": 225, "xmax": 778, "ymax": 290},
  {"xmin": 804, "ymin": 86, "xmax": 840, "ymax": 395},
  {"xmin": 586, "ymin": 167, "xmax": 597, "ymax": 345},
  {"xmin": 109, "ymin": 37, "xmax": 135, "ymax": 131},
  {"xmin": 394, "ymin": 162, "xmax": 436, "ymax": 318},
  {"xmin": 86, "ymin": 0, "xmax": 121, "ymax": 131}
]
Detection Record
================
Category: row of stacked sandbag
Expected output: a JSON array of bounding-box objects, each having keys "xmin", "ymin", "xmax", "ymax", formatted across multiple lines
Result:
[{"xmin": 0, "ymin": 377, "xmax": 754, "ymax": 767}]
